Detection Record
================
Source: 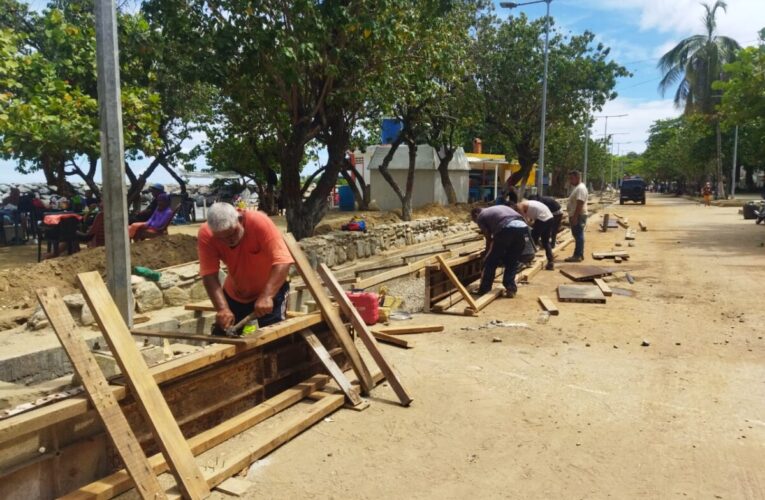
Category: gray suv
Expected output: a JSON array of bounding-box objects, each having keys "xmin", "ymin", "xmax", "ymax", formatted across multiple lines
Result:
[{"xmin": 620, "ymin": 178, "xmax": 646, "ymax": 205}]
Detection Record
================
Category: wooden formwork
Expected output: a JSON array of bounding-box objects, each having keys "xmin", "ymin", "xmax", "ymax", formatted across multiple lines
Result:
[{"xmin": 0, "ymin": 315, "xmax": 348, "ymax": 499}]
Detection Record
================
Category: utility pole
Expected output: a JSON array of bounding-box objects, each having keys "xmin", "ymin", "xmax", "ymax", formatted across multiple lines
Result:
[
  {"xmin": 95, "ymin": 0, "xmax": 133, "ymax": 324},
  {"xmin": 583, "ymin": 126, "xmax": 589, "ymax": 186},
  {"xmin": 731, "ymin": 125, "xmax": 739, "ymax": 198}
]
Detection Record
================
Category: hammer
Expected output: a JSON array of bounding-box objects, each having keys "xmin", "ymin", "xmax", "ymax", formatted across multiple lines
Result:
[{"xmin": 224, "ymin": 312, "xmax": 258, "ymax": 337}]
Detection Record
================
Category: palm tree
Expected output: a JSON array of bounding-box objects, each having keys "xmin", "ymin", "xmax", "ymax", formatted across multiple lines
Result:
[{"xmin": 657, "ymin": 0, "xmax": 740, "ymax": 197}]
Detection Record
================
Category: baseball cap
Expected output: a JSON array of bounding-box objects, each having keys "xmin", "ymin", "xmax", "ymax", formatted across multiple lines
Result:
[{"xmin": 150, "ymin": 183, "xmax": 165, "ymax": 192}]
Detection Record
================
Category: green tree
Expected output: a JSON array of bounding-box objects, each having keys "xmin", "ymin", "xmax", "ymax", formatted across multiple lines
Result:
[
  {"xmin": 0, "ymin": 0, "xmax": 161, "ymax": 196},
  {"xmin": 657, "ymin": 0, "xmax": 740, "ymax": 197},
  {"xmin": 475, "ymin": 13, "xmax": 628, "ymax": 193},
  {"xmin": 715, "ymin": 32, "xmax": 765, "ymax": 189}
]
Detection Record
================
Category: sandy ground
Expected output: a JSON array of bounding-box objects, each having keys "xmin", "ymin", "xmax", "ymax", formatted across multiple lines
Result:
[{"xmin": 220, "ymin": 194, "xmax": 765, "ymax": 499}]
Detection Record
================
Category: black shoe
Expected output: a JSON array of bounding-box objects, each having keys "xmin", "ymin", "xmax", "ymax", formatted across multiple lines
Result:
[
  {"xmin": 564, "ymin": 256, "xmax": 583, "ymax": 263},
  {"xmin": 504, "ymin": 289, "xmax": 516, "ymax": 298},
  {"xmin": 545, "ymin": 262, "xmax": 554, "ymax": 270},
  {"xmin": 475, "ymin": 289, "xmax": 490, "ymax": 296}
]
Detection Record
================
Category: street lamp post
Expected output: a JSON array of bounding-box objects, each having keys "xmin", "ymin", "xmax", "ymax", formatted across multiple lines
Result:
[{"xmin": 500, "ymin": 0, "xmax": 552, "ymax": 196}]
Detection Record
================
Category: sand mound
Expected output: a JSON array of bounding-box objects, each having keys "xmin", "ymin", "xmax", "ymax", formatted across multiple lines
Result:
[{"xmin": 0, "ymin": 234, "xmax": 199, "ymax": 309}]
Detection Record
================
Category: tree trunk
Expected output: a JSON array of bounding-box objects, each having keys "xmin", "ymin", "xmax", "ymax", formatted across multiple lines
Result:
[
  {"xmin": 715, "ymin": 119, "xmax": 725, "ymax": 199},
  {"xmin": 376, "ymin": 135, "xmax": 406, "ymax": 209},
  {"xmin": 343, "ymin": 158, "xmax": 370, "ymax": 210},
  {"xmin": 42, "ymin": 156, "xmax": 73, "ymax": 196},
  {"xmin": 126, "ymin": 157, "xmax": 163, "ymax": 206},
  {"xmin": 401, "ymin": 139, "xmax": 417, "ymax": 221},
  {"xmin": 160, "ymin": 160, "xmax": 187, "ymax": 194},
  {"xmin": 745, "ymin": 164, "xmax": 755, "ymax": 191},
  {"xmin": 436, "ymin": 149, "xmax": 458, "ymax": 204}
]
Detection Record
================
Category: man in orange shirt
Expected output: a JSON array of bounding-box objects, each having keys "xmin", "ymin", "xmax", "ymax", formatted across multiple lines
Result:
[{"xmin": 198, "ymin": 202, "xmax": 294, "ymax": 335}]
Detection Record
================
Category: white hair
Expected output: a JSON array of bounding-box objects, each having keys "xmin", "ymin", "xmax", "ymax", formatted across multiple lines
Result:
[{"xmin": 207, "ymin": 202, "xmax": 240, "ymax": 232}]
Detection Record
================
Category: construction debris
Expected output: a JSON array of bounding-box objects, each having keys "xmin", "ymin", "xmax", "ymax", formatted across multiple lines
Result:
[{"xmin": 557, "ymin": 284, "xmax": 607, "ymax": 304}]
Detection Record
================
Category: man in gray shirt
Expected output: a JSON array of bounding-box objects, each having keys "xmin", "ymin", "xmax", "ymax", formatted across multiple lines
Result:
[{"xmin": 471, "ymin": 205, "xmax": 528, "ymax": 297}]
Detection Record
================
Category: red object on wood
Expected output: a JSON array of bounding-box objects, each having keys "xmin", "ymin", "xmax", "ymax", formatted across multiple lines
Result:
[
  {"xmin": 43, "ymin": 213, "xmax": 82, "ymax": 225},
  {"xmin": 346, "ymin": 291, "xmax": 379, "ymax": 325}
]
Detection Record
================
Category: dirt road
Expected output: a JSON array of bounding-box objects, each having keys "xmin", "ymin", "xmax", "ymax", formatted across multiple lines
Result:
[{"xmin": 231, "ymin": 195, "xmax": 765, "ymax": 499}]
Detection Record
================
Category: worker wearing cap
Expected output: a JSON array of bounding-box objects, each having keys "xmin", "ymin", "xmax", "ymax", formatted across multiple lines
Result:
[
  {"xmin": 198, "ymin": 202, "xmax": 294, "ymax": 335},
  {"xmin": 131, "ymin": 183, "xmax": 165, "ymax": 223}
]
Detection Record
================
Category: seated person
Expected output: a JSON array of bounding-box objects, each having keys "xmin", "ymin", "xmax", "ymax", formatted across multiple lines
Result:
[
  {"xmin": 128, "ymin": 193, "xmax": 174, "ymax": 241},
  {"xmin": 78, "ymin": 206, "xmax": 105, "ymax": 248}
]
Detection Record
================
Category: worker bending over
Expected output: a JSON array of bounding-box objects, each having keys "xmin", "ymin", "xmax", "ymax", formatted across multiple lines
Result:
[
  {"xmin": 198, "ymin": 203, "xmax": 293, "ymax": 335},
  {"xmin": 471, "ymin": 205, "xmax": 528, "ymax": 298},
  {"xmin": 514, "ymin": 199, "xmax": 555, "ymax": 270}
]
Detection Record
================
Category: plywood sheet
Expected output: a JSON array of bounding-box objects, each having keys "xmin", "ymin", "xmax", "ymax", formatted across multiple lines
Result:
[
  {"xmin": 557, "ymin": 284, "xmax": 607, "ymax": 304},
  {"xmin": 559, "ymin": 265, "xmax": 613, "ymax": 282}
]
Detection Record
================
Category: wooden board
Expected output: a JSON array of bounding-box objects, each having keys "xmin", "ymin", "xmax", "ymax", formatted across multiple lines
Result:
[
  {"xmin": 171, "ymin": 392, "xmax": 345, "ymax": 499},
  {"xmin": 371, "ymin": 331, "xmax": 413, "ymax": 348},
  {"xmin": 618, "ymin": 218, "xmax": 630, "ymax": 228},
  {"xmin": 317, "ymin": 264, "xmax": 412, "ymax": 406},
  {"xmin": 283, "ymin": 233, "xmax": 374, "ymax": 395},
  {"xmin": 373, "ymin": 325, "xmax": 444, "ymax": 335},
  {"xmin": 36, "ymin": 287, "xmax": 165, "ymax": 500},
  {"xmin": 184, "ymin": 300, "xmax": 215, "ymax": 312},
  {"xmin": 300, "ymin": 330, "xmax": 362, "ymax": 406},
  {"xmin": 557, "ymin": 284, "xmax": 607, "ymax": 304},
  {"xmin": 65, "ymin": 375, "xmax": 329, "ymax": 500},
  {"xmin": 639, "ymin": 220, "xmax": 647, "ymax": 231},
  {"xmin": 537, "ymin": 296, "xmax": 559, "ymax": 315},
  {"xmin": 131, "ymin": 329, "xmax": 249, "ymax": 345},
  {"xmin": 435, "ymin": 254, "xmax": 480, "ymax": 311},
  {"xmin": 625, "ymin": 228, "xmax": 637, "ymax": 240},
  {"xmin": 592, "ymin": 251, "xmax": 630, "ymax": 260},
  {"xmin": 601, "ymin": 213, "xmax": 610, "ymax": 231},
  {"xmin": 593, "ymin": 278, "xmax": 613, "ymax": 297},
  {"xmin": 559, "ymin": 265, "xmax": 613, "ymax": 282},
  {"xmin": 215, "ymin": 478, "xmax": 252, "ymax": 497},
  {"xmin": 77, "ymin": 271, "xmax": 210, "ymax": 500}
]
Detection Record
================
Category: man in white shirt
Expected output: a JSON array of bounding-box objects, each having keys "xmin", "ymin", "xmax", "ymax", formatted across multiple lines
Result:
[
  {"xmin": 565, "ymin": 170, "xmax": 588, "ymax": 262},
  {"xmin": 514, "ymin": 199, "xmax": 555, "ymax": 270}
]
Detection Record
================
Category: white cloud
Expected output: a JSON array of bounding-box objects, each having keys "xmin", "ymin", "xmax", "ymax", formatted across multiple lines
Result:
[
  {"xmin": 592, "ymin": 98, "xmax": 681, "ymax": 153},
  {"xmin": 582, "ymin": 0, "xmax": 764, "ymax": 46}
]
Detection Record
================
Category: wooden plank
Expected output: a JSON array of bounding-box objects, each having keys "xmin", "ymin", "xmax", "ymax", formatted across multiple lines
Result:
[
  {"xmin": 283, "ymin": 233, "xmax": 374, "ymax": 395},
  {"xmin": 77, "ymin": 271, "xmax": 210, "ymax": 500},
  {"xmin": 639, "ymin": 220, "xmax": 647, "ymax": 231},
  {"xmin": 625, "ymin": 228, "xmax": 637, "ymax": 240},
  {"xmin": 592, "ymin": 251, "xmax": 630, "ymax": 260},
  {"xmin": 63, "ymin": 375, "xmax": 330, "ymax": 500},
  {"xmin": 300, "ymin": 330, "xmax": 362, "ymax": 406},
  {"xmin": 371, "ymin": 331, "xmax": 413, "ymax": 348},
  {"xmin": 36, "ymin": 287, "xmax": 166, "ymax": 500},
  {"xmin": 318, "ymin": 264, "xmax": 412, "ymax": 406},
  {"xmin": 559, "ymin": 265, "xmax": 613, "ymax": 282},
  {"xmin": 168, "ymin": 393, "xmax": 345, "ymax": 499},
  {"xmin": 601, "ymin": 213, "xmax": 610, "ymax": 231},
  {"xmin": 557, "ymin": 284, "xmax": 607, "ymax": 304},
  {"xmin": 373, "ymin": 325, "xmax": 444, "ymax": 335},
  {"xmin": 131, "ymin": 329, "xmax": 248, "ymax": 345},
  {"xmin": 593, "ymin": 278, "xmax": 613, "ymax": 297},
  {"xmin": 435, "ymin": 254, "xmax": 480, "ymax": 311},
  {"xmin": 537, "ymin": 296, "xmax": 559, "ymax": 315},
  {"xmin": 614, "ymin": 256, "xmax": 623, "ymax": 263},
  {"xmin": 184, "ymin": 300, "xmax": 215, "ymax": 312},
  {"xmin": 617, "ymin": 218, "xmax": 630, "ymax": 228},
  {"xmin": 215, "ymin": 478, "xmax": 251, "ymax": 497},
  {"xmin": 464, "ymin": 288, "xmax": 503, "ymax": 314}
]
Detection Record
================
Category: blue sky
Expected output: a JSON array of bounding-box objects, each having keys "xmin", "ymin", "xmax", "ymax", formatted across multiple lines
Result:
[{"xmin": 1, "ymin": 0, "xmax": 763, "ymax": 185}]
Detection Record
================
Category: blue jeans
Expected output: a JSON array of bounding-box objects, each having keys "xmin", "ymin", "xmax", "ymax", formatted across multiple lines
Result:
[
  {"xmin": 570, "ymin": 214, "xmax": 588, "ymax": 258},
  {"xmin": 479, "ymin": 226, "xmax": 526, "ymax": 293}
]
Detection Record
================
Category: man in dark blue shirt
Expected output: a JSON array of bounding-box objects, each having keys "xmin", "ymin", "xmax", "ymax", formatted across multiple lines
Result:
[{"xmin": 471, "ymin": 205, "xmax": 528, "ymax": 298}]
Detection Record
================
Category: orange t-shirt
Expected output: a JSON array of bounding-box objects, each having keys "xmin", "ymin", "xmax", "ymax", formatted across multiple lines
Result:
[{"xmin": 198, "ymin": 210, "xmax": 294, "ymax": 303}]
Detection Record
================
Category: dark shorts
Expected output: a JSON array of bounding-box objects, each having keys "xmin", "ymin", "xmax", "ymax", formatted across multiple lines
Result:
[{"xmin": 213, "ymin": 282, "xmax": 290, "ymax": 336}]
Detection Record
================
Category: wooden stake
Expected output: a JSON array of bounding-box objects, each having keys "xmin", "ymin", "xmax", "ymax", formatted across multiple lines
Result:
[
  {"xmin": 317, "ymin": 264, "xmax": 413, "ymax": 406},
  {"xmin": 36, "ymin": 287, "xmax": 165, "ymax": 500},
  {"xmin": 77, "ymin": 271, "xmax": 210, "ymax": 500},
  {"xmin": 435, "ymin": 254, "xmax": 480, "ymax": 312},
  {"xmin": 370, "ymin": 331, "xmax": 413, "ymax": 348},
  {"xmin": 300, "ymin": 330, "xmax": 362, "ymax": 406},
  {"xmin": 283, "ymin": 233, "xmax": 374, "ymax": 395},
  {"xmin": 639, "ymin": 221, "xmax": 647, "ymax": 231},
  {"xmin": 373, "ymin": 325, "xmax": 444, "ymax": 335}
]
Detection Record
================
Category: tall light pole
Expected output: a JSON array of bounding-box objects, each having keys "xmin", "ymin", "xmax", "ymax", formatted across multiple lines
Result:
[
  {"xmin": 731, "ymin": 125, "xmax": 739, "ymax": 198},
  {"xmin": 607, "ymin": 133, "xmax": 628, "ymax": 186},
  {"xmin": 500, "ymin": 0, "xmax": 552, "ymax": 195},
  {"xmin": 583, "ymin": 126, "xmax": 589, "ymax": 186}
]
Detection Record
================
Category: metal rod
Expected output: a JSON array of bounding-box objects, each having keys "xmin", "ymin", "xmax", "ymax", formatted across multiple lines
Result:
[
  {"xmin": 731, "ymin": 125, "xmax": 738, "ymax": 198},
  {"xmin": 537, "ymin": 0, "xmax": 551, "ymax": 196}
]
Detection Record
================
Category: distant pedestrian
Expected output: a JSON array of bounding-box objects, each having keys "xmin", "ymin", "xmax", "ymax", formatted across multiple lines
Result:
[
  {"xmin": 564, "ymin": 170, "xmax": 588, "ymax": 263},
  {"xmin": 702, "ymin": 182, "xmax": 713, "ymax": 206}
]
